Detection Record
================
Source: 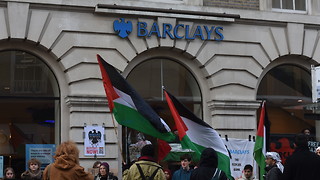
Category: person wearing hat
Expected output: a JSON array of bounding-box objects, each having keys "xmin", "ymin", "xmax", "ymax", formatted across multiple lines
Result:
[
  {"xmin": 190, "ymin": 148, "xmax": 227, "ymax": 180},
  {"xmin": 316, "ymin": 146, "xmax": 320, "ymax": 156},
  {"xmin": 264, "ymin": 152, "xmax": 283, "ymax": 180},
  {"xmin": 94, "ymin": 162, "xmax": 118, "ymax": 180},
  {"xmin": 123, "ymin": 144, "xmax": 166, "ymax": 180}
]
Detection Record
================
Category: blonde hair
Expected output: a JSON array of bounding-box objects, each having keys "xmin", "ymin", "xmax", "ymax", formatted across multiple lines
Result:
[{"xmin": 54, "ymin": 141, "xmax": 79, "ymax": 164}]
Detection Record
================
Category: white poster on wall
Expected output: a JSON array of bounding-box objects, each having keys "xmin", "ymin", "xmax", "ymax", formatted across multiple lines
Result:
[
  {"xmin": 222, "ymin": 138, "xmax": 257, "ymax": 180},
  {"xmin": 311, "ymin": 65, "xmax": 320, "ymax": 102},
  {"xmin": 84, "ymin": 126, "xmax": 105, "ymax": 156}
]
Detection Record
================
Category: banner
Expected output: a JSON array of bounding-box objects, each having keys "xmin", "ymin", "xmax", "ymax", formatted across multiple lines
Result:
[
  {"xmin": 222, "ymin": 138, "xmax": 257, "ymax": 179},
  {"xmin": 25, "ymin": 144, "xmax": 56, "ymax": 170},
  {"xmin": 84, "ymin": 126, "xmax": 105, "ymax": 156}
]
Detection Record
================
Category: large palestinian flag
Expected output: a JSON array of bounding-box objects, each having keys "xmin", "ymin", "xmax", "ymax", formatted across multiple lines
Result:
[
  {"xmin": 96, "ymin": 55, "xmax": 176, "ymax": 142},
  {"xmin": 164, "ymin": 90, "xmax": 233, "ymax": 180},
  {"xmin": 254, "ymin": 101, "xmax": 270, "ymax": 180}
]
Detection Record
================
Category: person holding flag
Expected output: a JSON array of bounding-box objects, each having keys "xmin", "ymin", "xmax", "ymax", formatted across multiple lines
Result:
[{"xmin": 163, "ymin": 89, "xmax": 233, "ymax": 180}]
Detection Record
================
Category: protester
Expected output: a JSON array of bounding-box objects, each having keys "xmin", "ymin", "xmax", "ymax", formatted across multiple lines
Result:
[
  {"xmin": 190, "ymin": 148, "xmax": 227, "ymax": 180},
  {"xmin": 42, "ymin": 141, "xmax": 93, "ymax": 180},
  {"xmin": 172, "ymin": 153, "xmax": 193, "ymax": 180},
  {"xmin": 316, "ymin": 146, "xmax": 320, "ymax": 156},
  {"xmin": 264, "ymin": 152, "xmax": 283, "ymax": 180},
  {"xmin": 93, "ymin": 161, "xmax": 102, "ymax": 168},
  {"xmin": 238, "ymin": 164, "xmax": 256, "ymax": 180},
  {"xmin": 164, "ymin": 169, "xmax": 172, "ymax": 180},
  {"xmin": 3, "ymin": 167, "xmax": 15, "ymax": 180},
  {"xmin": 123, "ymin": 144, "xmax": 166, "ymax": 180},
  {"xmin": 301, "ymin": 128, "xmax": 315, "ymax": 141},
  {"xmin": 94, "ymin": 162, "xmax": 118, "ymax": 180},
  {"xmin": 21, "ymin": 158, "xmax": 42, "ymax": 180},
  {"xmin": 282, "ymin": 133, "xmax": 320, "ymax": 180}
]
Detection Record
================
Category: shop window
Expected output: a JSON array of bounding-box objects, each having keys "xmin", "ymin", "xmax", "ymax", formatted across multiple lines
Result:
[
  {"xmin": 0, "ymin": 51, "xmax": 59, "ymax": 176},
  {"xmin": 272, "ymin": 0, "xmax": 307, "ymax": 12},
  {"xmin": 257, "ymin": 63, "xmax": 314, "ymax": 162},
  {"xmin": 124, "ymin": 58, "xmax": 201, "ymax": 169}
]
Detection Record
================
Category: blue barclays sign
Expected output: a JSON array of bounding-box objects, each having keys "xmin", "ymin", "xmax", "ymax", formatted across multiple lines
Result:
[{"xmin": 113, "ymin": 18, "xmax": 224, "ymax": 41}]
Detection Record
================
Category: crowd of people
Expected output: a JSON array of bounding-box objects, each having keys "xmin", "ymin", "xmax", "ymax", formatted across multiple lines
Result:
[{"xmin": 2, "ymin": 133, "xmax": 320, "ymax": 180}]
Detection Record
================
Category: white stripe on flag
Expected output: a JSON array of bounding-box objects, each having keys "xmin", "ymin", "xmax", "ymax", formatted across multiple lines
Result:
[{"xmin": 182, "ymin": 116, "xmax": 229, "ymax": 156}]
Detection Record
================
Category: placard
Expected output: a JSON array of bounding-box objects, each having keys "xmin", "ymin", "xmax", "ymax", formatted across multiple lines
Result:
[
  {"xmin": 84, "ymin": 126, "xmax": 105, "ymax": 156},
  {"xmin": 25, "ymin": 144, "xmax": 56, "ymax": 170}
]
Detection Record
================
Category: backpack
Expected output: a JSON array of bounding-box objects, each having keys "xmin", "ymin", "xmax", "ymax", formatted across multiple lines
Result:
[
  {"xmin": 136, "ymin": 163, "xmax": 161, "ymax": 180},
  {"xmin": 211, "ymin": 168, "xmax": 222, "ymax": 180}
]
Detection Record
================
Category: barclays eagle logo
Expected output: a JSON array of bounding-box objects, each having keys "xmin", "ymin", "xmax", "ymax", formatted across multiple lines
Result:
[{"xmin": 113, "ymin": 18, "xmax": 133, "ymax": 38}]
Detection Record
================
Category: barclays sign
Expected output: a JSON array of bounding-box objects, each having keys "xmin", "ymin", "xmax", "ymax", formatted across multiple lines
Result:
[{"xmin": 113, "ymin": 18, "xmax": 224, "ymax": 41}]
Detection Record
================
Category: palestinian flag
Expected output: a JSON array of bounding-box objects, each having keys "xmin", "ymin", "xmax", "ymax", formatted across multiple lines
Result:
[
  {"xmin": 96, "ymin": 54, "xmax": 176, "ymax": 142},
  {"xmin": 254, "ymin": 101, "xmax": 270, "ymax": 180},
  {"xmin": 164, "ymin": 90, "xmax": 233, "ymax": 180}
]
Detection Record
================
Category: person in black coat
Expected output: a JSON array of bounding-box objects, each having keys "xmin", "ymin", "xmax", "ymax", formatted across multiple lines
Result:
[
  {"xmin": 190, "ymin": 148, "xmax": 227, "ymax": 180},
  {"xmin": 282, "ymin": 133, "xmax": 320, "ymax": 180}
]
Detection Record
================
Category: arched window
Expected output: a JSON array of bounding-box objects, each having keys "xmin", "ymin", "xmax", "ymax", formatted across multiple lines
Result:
[
  {"xmin": 124, "ymin": 58, "xmax": 201, "ymax": 162},
  {"xmin": 257, "ymin": 64, "xmax": 313, "ymax": 134},
  {"xmin": 0, "ymin": 50, "xmax": 59, "ymax": 175}
]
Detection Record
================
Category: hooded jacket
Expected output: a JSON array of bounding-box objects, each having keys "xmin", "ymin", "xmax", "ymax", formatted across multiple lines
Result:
[
  {"xmin": 42, "ymin": 154, "xmax": 93, "ymax": 180},
  {"xmin": 190, "ymin": 148, "xmax": 227, "ymax": 180}
]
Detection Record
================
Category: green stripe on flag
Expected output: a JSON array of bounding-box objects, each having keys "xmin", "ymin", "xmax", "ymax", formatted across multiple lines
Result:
[
  {"xmin": 180, "ymin": 136, "xmax": 233, "ymax": 180},
  {"xmin": 113, "ymin": 102, "xmax": 176, "ymax": 142},
  {"xmin": 254, "ymin": 135, "xmax": 266, "ymax": 179}
]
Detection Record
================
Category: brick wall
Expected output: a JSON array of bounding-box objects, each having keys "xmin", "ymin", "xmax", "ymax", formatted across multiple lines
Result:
[{"xmin": 204, "ymin": 0, "xmax": 259, "ymax": 10}]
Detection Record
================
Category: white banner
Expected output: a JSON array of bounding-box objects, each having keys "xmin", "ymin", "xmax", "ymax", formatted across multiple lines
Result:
[
  {"xmin": 222, "ymin": 138, "xmax": 257, "ymax": 180},
  {"xmin": 311, "ymin": 65, "xmax": 320, "ymax": 102},
  {"xmin": 84, "ymin": 126, "xmax": 105, "ymax": 156}
]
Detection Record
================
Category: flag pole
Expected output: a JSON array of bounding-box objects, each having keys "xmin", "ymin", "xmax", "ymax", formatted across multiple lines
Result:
[{"xmin": 110, "ymin": 113, "xmax": 125, "ymax": 164}]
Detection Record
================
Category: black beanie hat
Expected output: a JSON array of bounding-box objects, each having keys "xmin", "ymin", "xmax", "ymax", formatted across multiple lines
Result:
[{"xmin": 141, "ymin": 144, "xmax": 154, "ymax": 157}]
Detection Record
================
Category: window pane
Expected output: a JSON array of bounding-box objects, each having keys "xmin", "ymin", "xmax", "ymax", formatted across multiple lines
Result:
[
  {"xmin": 257, "ymin": 64, "xmax": 313, "ymax": 135},
  {"xmin": 295, "ymin": 0, "xmax": 306, "ymax": 10},
  {"xmin": 0, "ymin": 50, "xmax": 58, "ymax": 175},
  {"xmin": 272, "ymin": 0, "xmax": 281, "ymax": 8},
  {"xmin": 283, "ymin": 0, "xmax": 294, "ymax": 10}
]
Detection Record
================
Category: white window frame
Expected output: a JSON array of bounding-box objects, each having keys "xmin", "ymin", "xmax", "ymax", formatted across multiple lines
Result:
[{"xmin": 272, "ymin": 0, "xmax": 308, "ymax": 14}]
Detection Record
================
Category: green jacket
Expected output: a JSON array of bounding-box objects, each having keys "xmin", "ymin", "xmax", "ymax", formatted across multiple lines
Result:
[{"xmin": 123, "ymin": 158, "xmax": 165, "ymax": 180}]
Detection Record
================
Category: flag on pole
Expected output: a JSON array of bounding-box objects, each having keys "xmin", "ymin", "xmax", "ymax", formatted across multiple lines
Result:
[
  {"xmin": 96, "ymin": 54, "xmax": 176, "ymax": 142},
  {"xmin": 254, "ymin": 101, "xmax": 270, "ymax": 180},
  {"xmin": 157, "ymin": 139, "xmax": 172, "ymax": 161},
  {"xmin": 164, "ymin": 90, "xmax": 233, "ymax": 180}
]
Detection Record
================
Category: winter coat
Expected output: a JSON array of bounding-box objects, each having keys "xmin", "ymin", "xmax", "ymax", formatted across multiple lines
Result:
[
  {"xmin": 265, "ymin": 164, "xmax": 281, "ymax": 180},
  {"xmin": 21, "ymin": 169, "xmax": 42, "ymax": 180},
  {"xmin": 172, "ymin": 167, "xmax": 192, "ymax": 180},
  {"xmin": 190, "ymin": 148, "xmax": 227, "ymax": 180},
  {"xmin": 42, "ymin": 154, "xmax": 93, "ymax": 180},
  {"xmin": 282, "ymin": 146, "xmax": 320, "ymax": 180},
  {"xmin": 94, "ymin": 173, "xmax": 118, "ymax": 180},
  {"xmin": 123, "ymin": 156, "xmax": 165, "ymax": 180}
]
